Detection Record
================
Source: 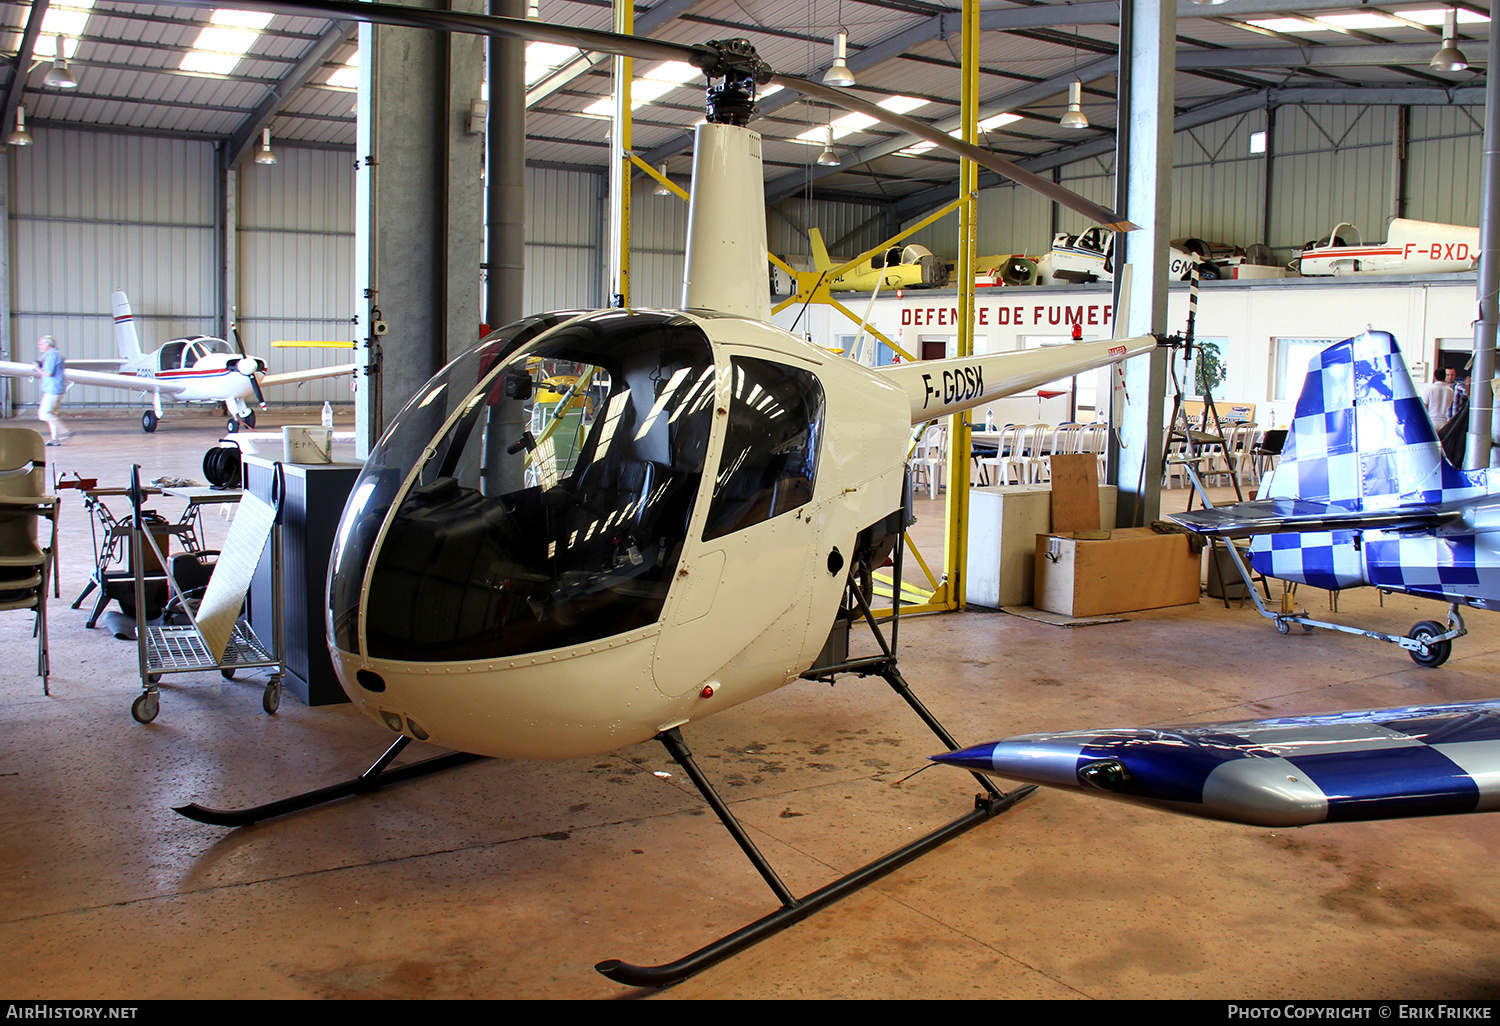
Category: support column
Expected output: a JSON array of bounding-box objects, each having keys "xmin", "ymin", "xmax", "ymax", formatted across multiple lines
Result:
[
  {"xmin": 607, "ymin": 0, "xmax": 633, "ymax": 307},
  {"xmin": 1471, "ymin": 24, "xmax": 1500, "ymax": 470},
  {"xmin": 354, "ymin": 0, "xmax": 488, "ymax": 456},
  {"xmin": 483, "ymin": 0, "xmax": 528, "ymax": 494},
  {"xmin": 1110, "ymin": 0, "xmax": 1173, "ymax": 527}
]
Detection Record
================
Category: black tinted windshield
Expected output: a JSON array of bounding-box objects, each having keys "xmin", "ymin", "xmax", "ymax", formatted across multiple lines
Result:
[{"xmin": 330, "ymin": 311, "xmax": 717, "ymax": 663}]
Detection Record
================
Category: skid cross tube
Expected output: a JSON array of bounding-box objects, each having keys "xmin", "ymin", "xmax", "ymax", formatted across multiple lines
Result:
[
  {"xmin": 596, "ymin": 730, "xmax": 1033, "ymax": 987},
  {"xmin": 173, "ymin": 736, "xmax": 485, "ymax": 827}
]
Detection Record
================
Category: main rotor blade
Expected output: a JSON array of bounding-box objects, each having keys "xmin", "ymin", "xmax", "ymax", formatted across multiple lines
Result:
[
  {"xmin": 778, "ymin": 75, "xmax": 1136, "ymax": 232},
  {"xmin": 153, "ymin": 0, "xmax": 1134, "ymax": 229}
]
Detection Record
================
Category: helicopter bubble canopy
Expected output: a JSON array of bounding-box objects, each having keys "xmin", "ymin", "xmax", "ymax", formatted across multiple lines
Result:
[{"xmin": 328, "ymin": 310, "xmax": 729, "ymax": 665}]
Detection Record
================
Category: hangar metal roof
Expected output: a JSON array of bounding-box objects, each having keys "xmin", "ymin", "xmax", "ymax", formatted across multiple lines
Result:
[{"xmin": 0, "ymin": 0, "xmax": 1489, "ymax": 205}]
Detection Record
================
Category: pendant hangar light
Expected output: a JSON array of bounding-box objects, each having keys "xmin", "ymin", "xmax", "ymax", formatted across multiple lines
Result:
[
  {"xmin": 822, "ymin": 1, "xmax": 854, "ymax": 88},
  {"xmin": 44, "ymin": 36, "xmax": 78, "ymax": 89},
  {"xmin": 8, "ymin": 106, "xmax": 32, "ymax": 147},
  {"xmin": 653, "ymin": 163, "xmax": 671, "ymax": 195},
  {"xmin": 817, "ymin": 124, "xmax": 840, "ymax": 165},
  {"xmin": 1059, "ymin": 28, "xmax": 1088, "ymax": 130},
  {"xmin": 254, "ymin": 127, "xmax": 277, "ymax": 165},
  {"xmin": 1430, "ymin": 9, "xmax": 1470, "ymax": 71}
]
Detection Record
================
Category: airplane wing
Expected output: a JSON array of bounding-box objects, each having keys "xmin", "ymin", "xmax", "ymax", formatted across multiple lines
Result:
[
  {"xmin": 259, "ymin": 363, "xmax": 357, "ymax": 389},
  {"xmin": 1168, "ymin": 499, "xmax": 1461, "ymax": 538},
  {"xmin": 931, "ymin": 700, "xmax": 1500, "ymax": 827},
  {"xmin": 0, "ymin": 360, "xmax": 189, "ymax": 396}
]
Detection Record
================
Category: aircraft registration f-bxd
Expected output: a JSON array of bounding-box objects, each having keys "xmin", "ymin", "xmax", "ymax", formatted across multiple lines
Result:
[{"xmin": 0, "ymin": 290, "xmax": 356, "ymax": 432}]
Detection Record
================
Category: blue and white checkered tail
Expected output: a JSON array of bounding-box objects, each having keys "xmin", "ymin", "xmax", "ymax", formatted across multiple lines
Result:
[{"xmin": 1250, "ymin": 331, "xmax": 1489, "ymax": 592}]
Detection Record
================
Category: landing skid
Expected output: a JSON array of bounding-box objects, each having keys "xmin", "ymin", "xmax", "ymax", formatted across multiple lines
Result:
[
  {"xmin": 596, "ymin": 724, "xmax": 1033, "ymax": 987},
  {"xmin": 594, "ymin": 556, "xmax": 1033, "ymax": 986},
  {"xmin": 170, "ymin": 546, "xmax": 1029, "ymax": 987},
  {"xmin": 172, "ymin": 736, "xmax": 484, "ymax": 826}
]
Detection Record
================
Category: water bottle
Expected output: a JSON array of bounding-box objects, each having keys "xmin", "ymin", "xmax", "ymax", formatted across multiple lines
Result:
[{"xmin": 321, "ymin": 401, "xmax": 333, "ymax": 428}]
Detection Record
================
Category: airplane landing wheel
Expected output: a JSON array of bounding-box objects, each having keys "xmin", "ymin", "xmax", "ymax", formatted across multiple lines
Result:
[
  {"xmin": 1408, "ymin": 620, "xmax": 1452, "ymax": 668},
  {"xmin": 141, "ymin": 410, "xmax": 158, "ymax": 433},
  {"xmin": 226, "ymin": 418, "xmax": 238, "ymax": 433},
  {"xmin": 242, "ymin": 410, "xmax": 256, "ymax": 429}
]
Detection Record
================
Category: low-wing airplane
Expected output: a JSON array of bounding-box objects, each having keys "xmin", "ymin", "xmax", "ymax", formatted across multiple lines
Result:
[
  {"xmin": 0, "ymin": 290, "xmax": 356, "ymax": 432},
  {"xmin": 931, "ymin": 699, "xmax": 1500, "ymax": 828},
  {"xmin": 1293, "ymin": 219, "xmax": 1480, "ymax": 277},
  {"xmin": 772, "ymin": 228, "xmax": 950, "ymax": 294},
  {"xmin": 928, "ymin": 329, "xmax": 1500, "ymax": 830},
  {"xmin": 1167, "ymin": 329, "xmax": 1491, "ymax": 664},
  {"xmin": 1034, "ymin": 225, "xmax": 1243, "ymax": 284}
]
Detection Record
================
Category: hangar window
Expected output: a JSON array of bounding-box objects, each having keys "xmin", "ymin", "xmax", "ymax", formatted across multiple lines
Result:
[
  {"xmin": 703, "ymin": 357, "xmax": 824, "ymax": 541},
  {"xmin": 1273, "ymin": 337, "xmax": 1338, "ymax": 401}
]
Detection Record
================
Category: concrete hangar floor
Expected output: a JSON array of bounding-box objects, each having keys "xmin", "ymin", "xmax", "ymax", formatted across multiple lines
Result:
[{"xmin": 2, "ymin": 406, "xmax": 1499, "ymax": 1001}]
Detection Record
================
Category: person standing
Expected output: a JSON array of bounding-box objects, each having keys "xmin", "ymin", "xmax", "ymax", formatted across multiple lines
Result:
[
  {"xmin": 1422, "ymin": 369, "xmax": 1455, "ymax": 433},
  {"xmin": 34, "ymin": 335, "xmax": 70, "ymax": 445}
]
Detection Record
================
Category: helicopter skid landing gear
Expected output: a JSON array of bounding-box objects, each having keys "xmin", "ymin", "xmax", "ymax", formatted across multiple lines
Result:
[
  {"xmin": 595, "ymin": 721, "xmax": 1033, "ymax": 988},
  {"xmin": 172, "ymin": 735, "xmax": 486, "ymax": 827},
  {"xmin": 596, "ymin": 556, "xmax": 1032, "ymax": 987}
]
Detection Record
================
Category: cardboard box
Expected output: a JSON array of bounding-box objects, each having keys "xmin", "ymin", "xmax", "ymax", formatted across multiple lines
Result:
[
  {"xmin": 966, "ymin": 484, "xmax": 1117, "ymax": 608},
  {"xmin": 1033, "ymin": 527, "xmax": 1201, "ymax": 617}
]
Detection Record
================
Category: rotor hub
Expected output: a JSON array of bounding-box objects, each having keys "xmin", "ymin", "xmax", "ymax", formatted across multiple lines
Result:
[{"xmin": 693, "ymin": 38, "xmax": 771, "ymax": 127}]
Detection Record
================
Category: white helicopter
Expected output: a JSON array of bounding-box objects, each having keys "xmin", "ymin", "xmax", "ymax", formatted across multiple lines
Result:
[
  {"xmin": 163, "ymin": 0, "xmax": 1155, "ymax": 986},
  {"xmin": 0, "ymin": 289, "xmax": 356, "ymax": 432}
]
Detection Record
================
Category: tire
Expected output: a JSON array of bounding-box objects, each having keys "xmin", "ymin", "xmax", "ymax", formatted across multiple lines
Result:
[
  {"xmin": 131, "ymin": 691, "xmax": 159, "ymax": 724},
  {"xmin": 1408, "ymin": 620, "xmax": 1452, "ymax": 668},
  {"xmin": 141, "ymin": 410, "xmax": 158, "ymax": 433}
]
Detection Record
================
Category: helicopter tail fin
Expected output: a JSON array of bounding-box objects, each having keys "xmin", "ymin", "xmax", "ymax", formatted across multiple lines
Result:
[{"xmin": 111, "ymin": 290, "xmax": 144, "ymax": 362}]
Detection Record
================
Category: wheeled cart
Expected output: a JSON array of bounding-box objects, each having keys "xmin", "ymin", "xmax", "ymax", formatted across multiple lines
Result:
[
  {"xmin": 126, "ymin": 464, "xmax": 285, "ymax": 723},
  {"xmin": 1179, "ymin": 461, "xmax": 1467, "ymax": 667}
]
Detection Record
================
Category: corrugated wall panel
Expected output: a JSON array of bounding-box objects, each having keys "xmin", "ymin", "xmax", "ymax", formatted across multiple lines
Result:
[
  {"xmin": 1268, "ymin": 105, "xmax": 1395, "ymax": 265},
  {"xmin": 237, "ymin": 147, "xmax": 357, "ymax": 407},
  {"xmin": 9, "ymin": 127, "xmax": 218, "ymax": 408},
  {"xmin": 526, "ymin": 166, "xmax": 600, "ymax": 313},
  {"xmin": 1407, "ymin": 105, "xmax": 1485, "ymax": 228}
]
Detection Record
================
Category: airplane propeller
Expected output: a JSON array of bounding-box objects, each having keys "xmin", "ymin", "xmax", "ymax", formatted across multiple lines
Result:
[
  {"xmin": 235, "ymin": 355, "xmax": 268, "ymax": 409},
  {"xmin": 150, "ymin": 0, "xmax": 1136, "ymax": 231}
]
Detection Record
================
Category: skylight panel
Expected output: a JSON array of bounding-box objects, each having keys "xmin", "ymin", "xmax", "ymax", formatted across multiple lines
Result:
[
  {"xmin": 1246, "ymin": 18, "xmax": 1324, "ymax": 33},
  {"xmin": 1396, "ymin": 8, "xmax": 1490, "ymax": 25},
  {"xmin": 877, "ymin": 96, "xmax": 927, "ymax": 115},
  {"xmin": 34, "ymin": 1, "xmax": 92, "ymax": 59},
  {"xmin": 978, "ymin": 112, "xmax": 1022, "ymax": 131},
  {"xmin": 179, "ymin": 9, "xmax": 275, "ymax": 78},
  {"xmin": 327, "ymin": 49, "xmax": 359, "ymax": 89},
  {"xmin": 526, "ymin": 41, "xmax": 580, "ymax": 85},
  {"xmin": 1315, "ymin": 13, "xmax": 1400, "ymax": 29}
]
